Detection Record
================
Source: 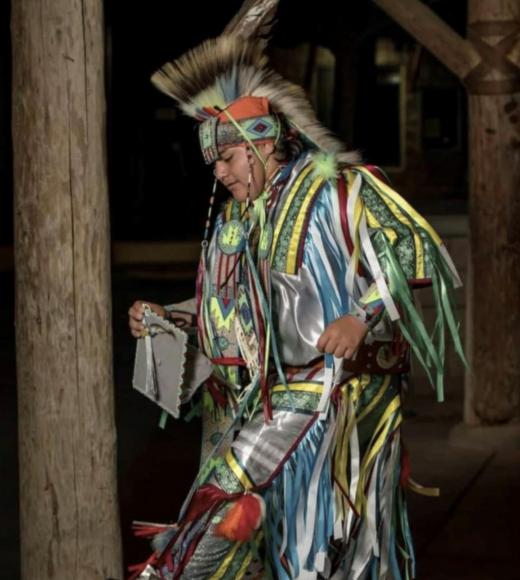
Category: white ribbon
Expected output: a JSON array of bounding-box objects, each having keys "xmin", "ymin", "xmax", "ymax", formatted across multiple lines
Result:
[
  {"xmin": 317, "ymin": 357, "xmax": 343, "ymax": 420},
  {"xmin": 144, "ymin": 333, "xmax": 158, "ymax": 399},
  {"xmin": 359, "ymin": 212, "xmax": 400, "ymax": 321},
  {"xmin": 296, "ymin": 415, "xmax": 337, "ymax": 575},
  {"xmin": 439, "ymin": 243, "xmax": 463, "ymax": 288}
]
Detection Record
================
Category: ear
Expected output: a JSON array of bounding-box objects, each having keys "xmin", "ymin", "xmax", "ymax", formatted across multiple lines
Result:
[{"xmin": 258, "ymin": 141, "xmax": 275, "ymax": 157}]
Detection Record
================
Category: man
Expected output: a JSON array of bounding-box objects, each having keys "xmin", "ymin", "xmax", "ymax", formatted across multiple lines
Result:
[{"xmin": 128, "ymin": 36, "xmax": 464, "ymax": 579}]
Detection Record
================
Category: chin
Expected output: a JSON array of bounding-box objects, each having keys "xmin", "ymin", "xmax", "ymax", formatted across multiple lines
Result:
[
  {"xmin": 228, "ymin": 185, "xmax": 248, "ymax": 202},
  {"xmin": 228, "ymin": 186, "xmax": 263, "ymax": 203}
]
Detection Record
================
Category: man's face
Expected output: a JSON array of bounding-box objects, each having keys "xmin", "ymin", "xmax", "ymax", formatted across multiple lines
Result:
[{"xmin": 213, "ymin": 144, "xmax": 268, "ymax": 202}]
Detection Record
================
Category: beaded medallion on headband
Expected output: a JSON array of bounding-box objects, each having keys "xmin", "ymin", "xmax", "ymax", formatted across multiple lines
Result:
[{"xmin": 199, "ymin": 113, "xmax": 279, "ymax": 164}]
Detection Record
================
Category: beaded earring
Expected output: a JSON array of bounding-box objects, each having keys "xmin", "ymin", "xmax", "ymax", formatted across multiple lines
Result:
[{"xmin": 201, "ymin": 176, "xmax": 218, "ymax": 256}]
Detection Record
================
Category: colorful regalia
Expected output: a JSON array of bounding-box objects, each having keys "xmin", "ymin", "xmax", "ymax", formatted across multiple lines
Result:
[{"xmin": 130, "ymin": 36, "xmax": 465, "ymax": 580}]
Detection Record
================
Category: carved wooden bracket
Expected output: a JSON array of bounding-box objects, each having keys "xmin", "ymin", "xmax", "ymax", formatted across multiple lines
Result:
[
  {"xmin": 223, "ymin": 0, "xmax": 520, "ymax": 96},
  {"xmin": 373, "ymin": 0, "xmax": 520, "ymax": 95},
  {"xmin": 464, "ymin": 20, "xmax": 520, "ymax": 95}
]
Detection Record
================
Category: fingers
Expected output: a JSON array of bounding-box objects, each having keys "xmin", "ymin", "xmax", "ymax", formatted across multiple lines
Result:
[
  {"xmin": 334, "ymin": 343, "xmax": 350, "ymax": 358},
  {"xmin": 318, "ymin": 334, "xmax": 350, "ymax": 358},
  {"xmin": 317, "ymin": 315, "xmax": 368, "ymax": 359},
  {"xmin": 128, "ymin": 300, "xmax": 147, "ymax": 338},
  {"xmin": 129, "ymin": 317, "xmax": 145, "ymax": 338},
  {"xmin": 316, "ymin": 332, "xmax": 329, "ymax": 353},
  {"xmin": 317, "ymin": 331, "xmax": 358, "ymax": 359},
  {"xmin": 128, "ymin": 300, "xmax": 145, "ymax": 320}
]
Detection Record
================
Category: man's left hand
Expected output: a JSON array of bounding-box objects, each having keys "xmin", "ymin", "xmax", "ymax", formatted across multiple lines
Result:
[{"xmin": 317, "ymin": 315, "xmax": 369, "ymax": 359}]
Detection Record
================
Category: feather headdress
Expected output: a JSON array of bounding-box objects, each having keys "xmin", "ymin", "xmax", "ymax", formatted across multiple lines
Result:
[{"xmin": 152, "ymin": 35, "xmax": 360, "ymax": 165}]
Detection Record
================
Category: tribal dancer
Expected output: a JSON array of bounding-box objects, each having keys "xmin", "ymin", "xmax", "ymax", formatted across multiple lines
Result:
[{"xmin": 128, "ymin": 36, "xmax": 465, "ymax": 580}]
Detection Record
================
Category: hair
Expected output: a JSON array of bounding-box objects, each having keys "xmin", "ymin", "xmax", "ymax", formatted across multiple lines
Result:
[{"xmin": 268, "ymin": 114, "xmax": 304, "ymax": 163}]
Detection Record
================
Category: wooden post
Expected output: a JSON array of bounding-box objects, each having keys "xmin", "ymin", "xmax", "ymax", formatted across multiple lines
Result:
[
  {"xmin": 372, "ymin": 0, "xmax": 520, "ymax": 424},
  {"xmin": 466, "ymin": 0, "xmax": 520, "ymax": 423},
  {"xmin": 12, "ymin": 0, "xmax": 123, "ymax": 578}
]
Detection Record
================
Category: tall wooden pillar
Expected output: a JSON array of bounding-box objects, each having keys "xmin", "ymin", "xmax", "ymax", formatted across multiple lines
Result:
[
  {"xmin": 11, "ymin": 0, "xmax": 122, "ymax": 577},
  {"xmin": 466, "ymin": 0, "xmax": 520, "ymax": 423},
  {"xmin": 372, "ymin": 0, "xmax": 520, "ymax": 424}
]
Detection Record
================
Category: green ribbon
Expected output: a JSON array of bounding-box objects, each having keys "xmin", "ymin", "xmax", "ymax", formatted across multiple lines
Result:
[
  {"xmin": 434, "ymin": 251, "xmax": 467, "ymax": 367},
  {"xmin": 250, "ymin": 189, "xmax": 269, "ymax": 232},
  {"xmin": 375, "ymin": 231, "xmax": 445, "ymax": 400},
  {"xmin": 373, "ymin": 227, "xmax": 467, "ymax": 402}
]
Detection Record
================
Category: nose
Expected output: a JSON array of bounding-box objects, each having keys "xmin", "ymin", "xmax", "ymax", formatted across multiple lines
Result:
[{"xmin": 214, "ymin": 160, "xmax": 227, "ymax": 180}]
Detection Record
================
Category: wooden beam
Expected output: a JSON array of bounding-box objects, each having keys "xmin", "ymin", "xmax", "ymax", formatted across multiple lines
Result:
[{"xmin": 373, "ymin": 0, "xmax": 480, "ymax": 79}]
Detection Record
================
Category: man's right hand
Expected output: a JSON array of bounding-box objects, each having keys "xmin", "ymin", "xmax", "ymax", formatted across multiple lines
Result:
[{"xmin": 128, "ymin": 301, "xmax": 166, "ymax": 338}]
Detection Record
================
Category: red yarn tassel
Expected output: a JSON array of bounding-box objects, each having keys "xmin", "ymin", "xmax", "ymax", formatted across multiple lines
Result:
[
  {"xmin": 131, "ymin": 521, "xmax": 178, "ymax": 539},
  {"xmin": 214, "ymin": 492, "xmax": 265, "ymax": 542}
]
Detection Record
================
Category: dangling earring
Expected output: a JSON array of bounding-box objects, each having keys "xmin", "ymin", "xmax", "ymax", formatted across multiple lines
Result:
[
  {"xmin": 245, "ymin": 145, "xmax": 253, "ymax": 219},
  {"xmin": 202, "ymin": 176, "xmax": 218, "ymax": 254}
]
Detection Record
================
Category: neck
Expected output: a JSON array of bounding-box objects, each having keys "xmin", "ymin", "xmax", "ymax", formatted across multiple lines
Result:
[{"xmin": 265, "ymin": 158, "xmax": 283, "ymax": 187}]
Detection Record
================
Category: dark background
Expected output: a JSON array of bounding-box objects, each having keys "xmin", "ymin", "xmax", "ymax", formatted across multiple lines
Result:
[{"xmin": 4, "ymin": 2, "xmax": 512, "ymax": 580}]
